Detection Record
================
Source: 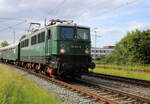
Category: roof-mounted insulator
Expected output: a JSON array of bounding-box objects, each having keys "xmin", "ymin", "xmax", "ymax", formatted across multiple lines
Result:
[{"xmin": 48, "ymin": 19, "xmax": 74, "ymax": 26}]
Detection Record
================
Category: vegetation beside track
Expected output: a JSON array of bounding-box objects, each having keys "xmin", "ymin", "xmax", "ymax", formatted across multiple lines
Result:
[
  {"xmin": 92, "ymin": 29, "xmax": 150, "ymax": 81},
  {"xmin": 94, "ymin": 60, "xmax": 150, "ymax": 71},
  {"xmin": 91, "ymin": 68, "xmax": 150, "ymax": 81},
  {"xmin": 92, "ymin": 60, "xmax": 150, "ymax": 80},
  {"xmin": 0, "ymin": 64, "xmax": 61, "ymax": 104},
  {"xmin": 99, "ymin": 29, "xmax": 150, "ymax": 65}
]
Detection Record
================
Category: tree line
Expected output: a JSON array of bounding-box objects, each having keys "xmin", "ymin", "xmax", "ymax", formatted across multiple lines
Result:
[
  {"xmin": 0, "ymin": 41, "xmax": 9, "ymax": 47},
  {"xmin": 102, "ymin": 29, "xmax": 150, "ymax": 65}
]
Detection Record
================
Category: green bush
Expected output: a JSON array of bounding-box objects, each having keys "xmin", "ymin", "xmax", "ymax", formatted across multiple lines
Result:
[{"xmin": 102, "ymin": 29, "xmax": 150, "ymax": 65}]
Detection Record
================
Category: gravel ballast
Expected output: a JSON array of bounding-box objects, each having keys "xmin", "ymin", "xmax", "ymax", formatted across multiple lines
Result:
[{"xmin": 7, "ymin": 65, "xmax": 99, "ymax": 104}]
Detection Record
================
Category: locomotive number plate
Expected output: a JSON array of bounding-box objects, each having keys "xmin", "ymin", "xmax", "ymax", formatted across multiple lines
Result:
[{"xmin": 71, "ymin": 45, "xmax": 81, "ymax": 48}]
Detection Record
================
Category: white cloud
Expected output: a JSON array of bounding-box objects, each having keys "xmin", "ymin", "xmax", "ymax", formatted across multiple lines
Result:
[
  {"xmin": 0, "ymin": 0, "xmax": 141, "ymax": 19},
  {"xmin": 128, "ymin": 22, "xmax": 150, "ymax": 30},
  {"xmin": 90, "ymin": 21, "xmax": 150, "ymax": 47},
  {"xmin": 0, "ymin": 0, "xmax": 19, "ymax": 13},
  {"xmin": 0, "ymin": 0, "xmax": 7, "ymax": 10},
  {"xmin": 95, "ymin": 21, "xmax": 150, "ymax": 34},
  {"xmin": 0, "ymin": 0, "xmax": 149, "ymax": 47}
]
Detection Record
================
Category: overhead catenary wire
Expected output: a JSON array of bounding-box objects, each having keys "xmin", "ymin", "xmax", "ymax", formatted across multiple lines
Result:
[
  {"xmin": 0, "ymin": 20, "xmax": 28, "ymax": 32},
  {"xmin": 0, "ymin": 17, "xmax": 28, "ymax": 22},
  {"xmin": 98, "ymin": 0, "xmax": 140, "ymax": 16},
  {"xmin": 0, "ymin": 0, "xmax": 143, "ymax": 38},
  {"xmin": 83, "ymin": 0, "xmax": 142, "ymax": 48},
  {"xmin": 77, "ymin": 0, "xmax": 141, "ymax": 19},
  {"xmin": 46, "ymin": 0, "xmax": 67, "ymax": 19},
  {"xmin": 0, "ymin": 17, "xmax": 29, "ymax": 32}
]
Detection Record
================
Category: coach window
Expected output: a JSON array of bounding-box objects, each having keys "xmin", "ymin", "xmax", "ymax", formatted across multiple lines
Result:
[
  {"xmin": 21, "ymin": 41, "xmax": 25, "ymax": 48},
  {"xmin": 38, "ymin": 33, "xmax": 40, "ymax": 43},
  {"xmin": 38, "ymin": 32, "xmax": 45, "ymax": 43},
  {"xmin": 42, "ymin": 32, "xmax": 45, "ymax": 42},
  {"xmin": 31, "ymin": 35, "xmax": 37, "ymax": 45},
  {"xmin": 25, "ymin": 39, "xmax": 29, "ymax": 47},
  {"xmin": 47, "ymin": 30, "xmax": 51, "ymax": 40},
  {"xmin": 27, "ymin": 39, "xmax": 29, "ymax": 46}
]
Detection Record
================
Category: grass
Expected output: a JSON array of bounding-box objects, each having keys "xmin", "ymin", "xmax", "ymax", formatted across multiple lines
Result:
[
  {"xmin": 94, "ymin": 60, "xmax": 150, "ymax": 71},
  {"xmin": 0, "ymin": 64, "xmax": 61, "ymax": 104},
  {"xmin": 91, "ymin": 68, "xmax": 150, "ymax": 81}
]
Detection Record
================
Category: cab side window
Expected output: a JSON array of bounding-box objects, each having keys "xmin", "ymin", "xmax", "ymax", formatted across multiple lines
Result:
[
  {"xmin": 47, "ymin": 30, "xmax": 51, "ymax": 40},
  {"xmin": 31, "ymin": 35, "xmax": 37, "ymax": 45}
]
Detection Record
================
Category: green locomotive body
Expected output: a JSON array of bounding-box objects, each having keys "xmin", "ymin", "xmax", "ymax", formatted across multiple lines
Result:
[
  {"xmin": 0, "ymin": 20, "xmax": 95, "ymax": 78},
  {"xmin": 55, "ymin": 25, "xmax": 93, "ymax": 76},
  {"xmin": 20, "ymin": 28, "xmax": 48, "ymax": 64}
]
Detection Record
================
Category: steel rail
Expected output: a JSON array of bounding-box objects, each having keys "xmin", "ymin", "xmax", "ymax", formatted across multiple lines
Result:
[
  {"xmin": 4, "ymin": 64, "xmax": 119, "ymax": 104},
  {"xmin": 2, "ymin": 63, "xmax": 150, "ymax": 103},
  {"xmin": 76, "ymin": 78, "xmax": 150, "ymax": 103},
  {"xmin": 88, "ymin": 72, "xmax": 150, "ymax": 87}
]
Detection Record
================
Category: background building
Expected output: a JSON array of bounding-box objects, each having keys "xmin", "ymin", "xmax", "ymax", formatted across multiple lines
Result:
[{"xmin": 91, "ymin": 46, "xmax": 114, "ymax": 59}]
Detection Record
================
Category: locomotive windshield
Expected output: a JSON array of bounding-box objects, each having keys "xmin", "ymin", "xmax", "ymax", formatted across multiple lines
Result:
[
  {"xmin": 60, "ymin": 27, "xmax": 74, "ymax": 39},
  {"xmin": 60, "ymin": 26, "xmax": 90, "ymax": 40},
  {"xmin": 77, "ymin": 28, "xmax": 90, "ymax": 40}
]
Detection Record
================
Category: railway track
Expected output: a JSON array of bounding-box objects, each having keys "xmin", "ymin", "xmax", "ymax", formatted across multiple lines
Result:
[
  {"xmin": 73, "ymin": 78, "xmax": 150, "ymax": 104},
  {"xmin": 4, "ymin": 64, "xmax": 118, "ymax": 104},
  {"xmin": 2, "ymin": 63, "xmax": 150, "ymax": 104},
  {"xmin": 87, "ymin": 72, "xmax": 150, "ymax": 87}
]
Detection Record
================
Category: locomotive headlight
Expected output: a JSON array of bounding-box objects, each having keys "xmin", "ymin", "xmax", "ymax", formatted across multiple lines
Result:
[
  {"xmin": 85, "ymin": 49, "xmax": 90, "ymax": 54},
  {"xmin": 60, "ymin": 49, "xmax": 65, "ymax": 53}
]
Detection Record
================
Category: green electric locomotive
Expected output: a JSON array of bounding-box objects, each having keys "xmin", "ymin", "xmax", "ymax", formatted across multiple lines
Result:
[{"xmin": 0, "ymin": 20, "xmax": 95, "ymax": 78}]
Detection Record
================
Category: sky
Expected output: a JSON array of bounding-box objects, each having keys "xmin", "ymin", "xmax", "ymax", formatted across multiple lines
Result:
[{"xmin": 0, "ymin": 0, "xmax": 150, "ymax": 47}]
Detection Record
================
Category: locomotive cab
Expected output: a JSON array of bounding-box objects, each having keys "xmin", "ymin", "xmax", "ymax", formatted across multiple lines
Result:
[{"xmin": 46, "ymin": 21, "xmax": 95, "ymax": 78}]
